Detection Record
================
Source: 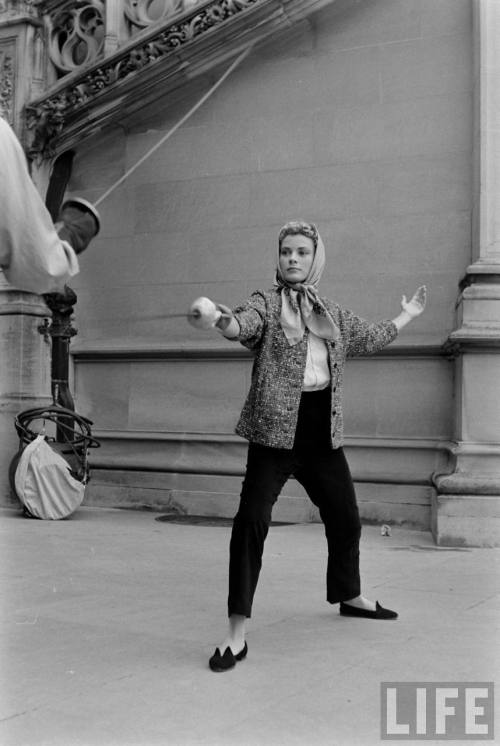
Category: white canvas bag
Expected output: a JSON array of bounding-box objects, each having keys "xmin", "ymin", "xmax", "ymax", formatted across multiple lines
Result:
[{"xmin": 14, "ymin": 435, "xmax": 85, "ymax": 519}]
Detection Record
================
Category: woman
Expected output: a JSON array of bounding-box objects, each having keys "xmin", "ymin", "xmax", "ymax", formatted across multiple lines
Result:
[{"xmin": 191, "ymin": 220, "xmax": 426, "ymax": 672}]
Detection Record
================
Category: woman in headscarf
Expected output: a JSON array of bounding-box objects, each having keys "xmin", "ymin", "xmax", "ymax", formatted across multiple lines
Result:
[{"xmin": 192, "ymin": 220, "xmax": 426, "ymax": 672}]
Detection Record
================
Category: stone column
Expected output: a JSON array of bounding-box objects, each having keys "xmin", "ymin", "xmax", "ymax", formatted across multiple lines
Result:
[
  {"xmin": 433, "ymin": 0, "xmax": 500, "ymax": 546},
  {"xmin": 0, "ymin": 1, "xmax": 52, "ymax": 507},
  {"xmin": 0, "ymin": 278, "xmax": 52, "ymax": 506},
  {"xmin": 103, "ymin": 0, "xmax": 126, "ymax": 56}
]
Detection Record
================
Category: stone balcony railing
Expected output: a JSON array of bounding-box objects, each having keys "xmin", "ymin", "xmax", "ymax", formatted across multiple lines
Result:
[
  {"xmin": 44, "ymin": 0, "xmax": 209, "ymax": 78},
  {"xmin": 23, "ymin": 0, "xmax": 335, "ymax": 158}
]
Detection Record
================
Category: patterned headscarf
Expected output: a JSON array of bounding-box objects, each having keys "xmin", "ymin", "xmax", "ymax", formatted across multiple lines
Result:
[{"xmin": 274, "ymin": 220, "xmax": 340, "ymax": 346}]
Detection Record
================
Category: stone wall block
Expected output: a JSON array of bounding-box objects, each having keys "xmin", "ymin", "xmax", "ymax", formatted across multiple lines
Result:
[
  {"xmin": 314, "ymin": 94, "xmax": 472, "ymax": 165},
  {"xmin": 379, "ymin": 33, "xmax": 473, "ymax": 103}
]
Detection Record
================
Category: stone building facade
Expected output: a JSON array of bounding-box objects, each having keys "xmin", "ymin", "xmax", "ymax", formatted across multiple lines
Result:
[{"xmin": 1, "ymin": 0, "xmax": 499, "ymax": 545}]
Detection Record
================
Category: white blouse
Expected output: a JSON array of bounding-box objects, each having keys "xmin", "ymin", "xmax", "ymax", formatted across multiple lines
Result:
[{"xmin": 302, "ymin": 332, "xmax": 331, "ymax": 391}]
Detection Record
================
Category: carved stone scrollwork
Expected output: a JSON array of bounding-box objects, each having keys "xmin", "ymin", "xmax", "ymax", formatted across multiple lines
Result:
[
  {"xmin": 26, "ymin": 94, "xmax": 68, "ymax": 156},
  {"xmin": 124, "ymin": 0, "xmax": 197, "ymax": 34},
  {"xmin": 0, "ymin": 0, "xmax": 37, "ymax": 15},
  {"xmin": 48, "ymin": 0, "xmax": 105, "ymax": 76},
  {"xmin": 0, "ymin": 46, "xmax": 14, "ymax": 124}
]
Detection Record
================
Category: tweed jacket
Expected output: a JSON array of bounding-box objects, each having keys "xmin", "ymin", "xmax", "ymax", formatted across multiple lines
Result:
[{"xmin": 230, "ymin": 288, "xmax": 398, "ymax": 450}]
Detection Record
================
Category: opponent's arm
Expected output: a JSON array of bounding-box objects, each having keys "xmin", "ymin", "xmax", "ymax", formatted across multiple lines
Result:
[{"xmin": 0, "ymin": 119, "xmax": 99, "ymax": 294}]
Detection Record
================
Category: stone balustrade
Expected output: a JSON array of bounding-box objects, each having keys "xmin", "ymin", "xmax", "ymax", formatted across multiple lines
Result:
[{"xmin": 44, "ymin": 0, "xmax": 210, "ymax": 78}]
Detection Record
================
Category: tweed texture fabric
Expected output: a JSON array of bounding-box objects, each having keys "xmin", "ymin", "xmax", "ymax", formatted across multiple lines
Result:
[{"xmin": 231, "ymin": 288, "xmax": 398, "ymax": 450}]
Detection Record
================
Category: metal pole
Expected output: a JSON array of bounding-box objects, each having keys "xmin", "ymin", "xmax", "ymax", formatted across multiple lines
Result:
[
  {"xmin": 40, "ymin": 288, "xmax": 78, "ymax": 441},
  {"xmin": 40, "ymin": 150, "xmax": 77, "ymax": 442}
]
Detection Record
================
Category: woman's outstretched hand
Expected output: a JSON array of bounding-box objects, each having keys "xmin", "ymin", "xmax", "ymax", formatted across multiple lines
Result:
[
  {"xmin": 187, "ymin": 297, "xmax": 222, "ymax": 329},
  {"xmin": 393, "ymin": 285, "xmax": 427, "ymax": 331},
  {"xmin": 401, "ymin": 285, "xmax": 427, "ymax": 318}
]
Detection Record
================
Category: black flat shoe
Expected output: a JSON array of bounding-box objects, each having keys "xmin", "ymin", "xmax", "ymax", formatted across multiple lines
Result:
[
  {"xmin": 209, "ymin": 642, "xmax": 248, "ymax": 672},
  {"xmin": 339, "ymin": 601, "xmax": 398, "ymax": 620}
]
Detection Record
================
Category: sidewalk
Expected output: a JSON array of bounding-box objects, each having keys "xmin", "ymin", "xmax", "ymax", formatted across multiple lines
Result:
[{"xmin": 0, "ymin": 506, "xmax": 498, "ymax": 746}]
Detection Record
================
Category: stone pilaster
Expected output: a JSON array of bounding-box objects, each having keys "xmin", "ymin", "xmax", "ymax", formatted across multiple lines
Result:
[
  {"xmin": 0, "ymin": 1, "xmax": 45, "ymax": 136},
  {"xmin": 433, "ymin": 0, "xmax": 500, "ymax": 546},
  {"xmin": 0, "ymin": 277, "xmax": 52, "ymax": 506}
]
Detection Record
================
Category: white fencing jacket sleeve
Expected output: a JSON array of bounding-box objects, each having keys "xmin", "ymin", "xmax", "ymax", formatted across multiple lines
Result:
[{"xmin": 0, "ymin": 117, "xmax": 79, "ymax": 294}]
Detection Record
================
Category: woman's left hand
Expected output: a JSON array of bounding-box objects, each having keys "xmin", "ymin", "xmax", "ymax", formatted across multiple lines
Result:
[{"xmin": 401, "ymin": 285, "xmax": 427, "ymax": 318}]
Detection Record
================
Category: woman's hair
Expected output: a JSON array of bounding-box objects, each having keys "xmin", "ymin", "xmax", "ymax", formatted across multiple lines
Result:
[{"xmin": 278, "ymin": 220, "xmax": 318, "ymax": 250}]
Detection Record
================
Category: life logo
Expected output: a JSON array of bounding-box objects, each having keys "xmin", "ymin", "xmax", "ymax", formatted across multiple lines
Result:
[{"xmin": 381, "ymin": 682, "xmax": 494, "ymax": 740}]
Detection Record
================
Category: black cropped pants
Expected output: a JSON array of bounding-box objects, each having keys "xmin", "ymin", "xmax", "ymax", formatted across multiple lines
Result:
[{"xmin": 228, "ymin": 388, "xmax": 362, "ymax": 618}]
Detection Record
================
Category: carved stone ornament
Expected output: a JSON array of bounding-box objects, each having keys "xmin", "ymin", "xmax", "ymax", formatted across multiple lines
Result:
[
  {"xmin": 0, "ymin": 0, "xmax": 37, "ymax": 16},
  {"xmin": 26, "ymin": 94, "xmax": 67, "ymax": 155},
  {"xmin": 0, "ymin": 46, "xmax": 14, "ymax": 124},
  {"xmin": 125, "ymin": 0, "xmax": 189, "ymax": 32},
  {"xmin": 26, "ymin": 0, "xmax": 260, "ymax": 156},
  {"xmin": 47, "ymin": 0, "xmax": 105, "ymax": 75}
]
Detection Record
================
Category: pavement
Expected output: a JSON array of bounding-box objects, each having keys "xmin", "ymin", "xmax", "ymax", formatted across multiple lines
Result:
[{"xmin": 0, "ymin": 506, "xmax": 498, "ymax": 746}]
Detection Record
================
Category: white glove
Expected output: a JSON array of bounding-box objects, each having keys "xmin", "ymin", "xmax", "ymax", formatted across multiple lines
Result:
[
  {"xmin": 187, "ymin": 297, "xmax": 222, "ymax": 330},
  {"xmin": 214, "ymin": 303, "xmax": 234, "ymax": 331}
]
